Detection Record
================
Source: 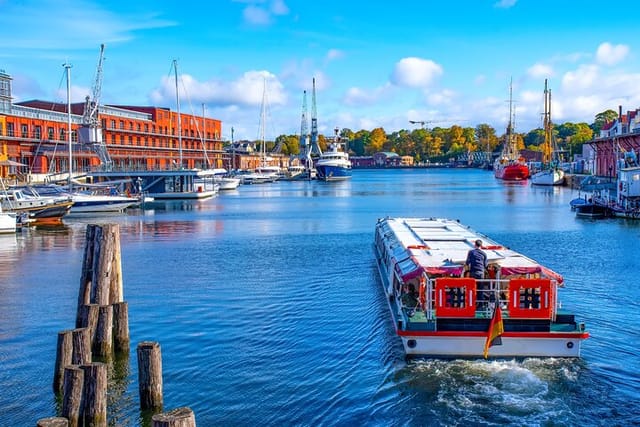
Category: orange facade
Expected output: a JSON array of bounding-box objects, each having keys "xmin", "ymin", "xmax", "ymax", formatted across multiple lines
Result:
[{"xmin": 0, "ymin": 100, "xmax": 225, "ymax": 177}]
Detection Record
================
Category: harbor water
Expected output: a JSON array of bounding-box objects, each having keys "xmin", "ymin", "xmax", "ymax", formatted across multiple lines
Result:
[{"xmin": 1, "ymin": 168, "xmax": 639, "ymax": 426}]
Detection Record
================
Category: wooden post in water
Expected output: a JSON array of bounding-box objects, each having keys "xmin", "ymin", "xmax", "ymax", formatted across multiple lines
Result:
[
  {"xmin": 151, "ymin": 407, "xmax": 196, "ymax": 427},
  {"xmin": 77, "ymin": 303, "xmax": 99, "ymax": 339},
  {"xmin": 93, "ymin": 305, "xmax": 113, "ymax": 358},
  {"xmin": 80, "ymin": 362, "xmax": 107, "ymax": 427},
  {"xmin": 113, "ymin": 301, "xmax": 130, "ymax": 353},
  {"xmin": 36, "ymin": 417, "xmax": 69, "ymax": 427},
  {"xmin": 137, "ymin": 341, "xmax": 163, "ymax": 411},
  {"xmin": 53, "ymin": 330, "xmax": 73, "ymax": 393},
  {"xmin": 61, "ymin": 365, "xmax": 84, "ymax": 427},
  {"xmin": 71, "ymin": 328, "xmax": 91, "ymax": 365}
]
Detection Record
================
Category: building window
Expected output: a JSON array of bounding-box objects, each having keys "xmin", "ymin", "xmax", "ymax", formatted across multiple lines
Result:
[
  {"xmin": 47, "ymin": 127, "xmax": 54, "ymax": 139},
  {"xmin": 110, "ymin": 120, "xmax": 116, "ymax": 129},
  {"xmin": 34, "ymin": 125, "xmax": 41, "ymax": 139},
  {"xmin": 6, "ymin": 122, "xmax": 13, "ymax": 136},
  {"xmin": 119, "ymin": 120, "xmax": 124, "ymax": 129},
  {"xmin": 60, "ymin": 128, "xmax": 65, "ymax": 141},
  {"xmin": 129, "ymin": 122, "xmax": 133, "ymax": 130},
  {"xmin": 144, "ymin": 124, "xmax": 149, "ymax": 132},
  {"xmin": 21, "ymin": 124, "xmax": 28, "ymax": 138}
]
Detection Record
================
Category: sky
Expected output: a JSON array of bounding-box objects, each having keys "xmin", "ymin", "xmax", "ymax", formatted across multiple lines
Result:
[{"xmin": 1, "ymin": 0, "xmax": 639, "ymax": 142}]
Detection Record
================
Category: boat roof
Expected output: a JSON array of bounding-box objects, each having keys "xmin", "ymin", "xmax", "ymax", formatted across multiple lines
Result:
[{"xmin": 377, "ymin": 217, "xmax": 562, "ymax": 283}]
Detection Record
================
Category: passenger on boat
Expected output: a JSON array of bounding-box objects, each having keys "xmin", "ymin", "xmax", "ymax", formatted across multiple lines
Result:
[
  {"xmin": 466, "ymin": 239, "xmax": 489, "ymax": 308},
  {"xmin": 401, "ymin": 283, "xmax": 419, "ymax": 309}
]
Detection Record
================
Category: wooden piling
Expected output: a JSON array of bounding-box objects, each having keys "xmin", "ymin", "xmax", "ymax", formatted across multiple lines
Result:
[
  {"xmin": 93, "ymin": 305, "xmax": 113, "ymax": 358},
  {"xmin": 36, "ymin": 417, "xmax": 69, "ymax": 427},
  {"xmin": 61, "ymin": 365, "xmax": 84, "ymax": 427},
  {"xmin": 78, "ymin": 224, "xmax": 124, "ymax": 311},
  {"xmin": 71, "ymin": 328, "xmax": 91, "ymax": 365},
  {"xmin": 76, "ymin": 303, "xmax": 99, "ymax": 337},
  {"xmin": 151, "ymin": 407, "xmax": 196, "ymax": 427},
  {"xmin": 53, "ymin": 330, "xmax": 73, "ymax": 394},
  {"xmin": 80, "ymin": 362, "xmax": 107, "ymax": 427},
  {"xmin": 112, "ymin": 301, "xmax": 130, "ymax": 353},
  {"xmin": 137, "ymin": 341, "xmax": 163, "ymax": 411}
]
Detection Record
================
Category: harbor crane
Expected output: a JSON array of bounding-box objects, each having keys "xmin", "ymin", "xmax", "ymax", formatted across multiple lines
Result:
[{"xmin": 78, "ymin": 43, "xmax": 112, "ymax": 169}]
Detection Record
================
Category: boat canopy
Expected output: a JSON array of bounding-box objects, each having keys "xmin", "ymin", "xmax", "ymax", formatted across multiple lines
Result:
[{"xmin": 379, "ymin": 217, "xmax": 564, "ymax": 284}]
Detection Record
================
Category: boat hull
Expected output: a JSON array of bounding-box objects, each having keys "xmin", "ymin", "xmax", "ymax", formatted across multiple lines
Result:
[
  {"xmin": 531, "ymin": 169, "xmax": 565, "ymax": 186},
  {"xmin": 494, "ymin": 163, "xmax": 530, "ymax": 181},
  {"xmin": 315, "ymin": 165, "xmax": 352, "ymax": 181},
  {"xmin": 0, "ymin": 212, "xmax": 17, "ymax": 233},
  {"xmin": 70, "ymin": 195, "xmax": 138, "ymax": 213},
  {"xmin": 398, "ymin": 334, "xmax": 584, "ymax": 358}
]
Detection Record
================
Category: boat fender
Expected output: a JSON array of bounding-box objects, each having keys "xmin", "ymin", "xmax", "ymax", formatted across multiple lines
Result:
[
  {"xmin": 567, "ymin": 342, "xmax": 574, "ymax": 349},
  {"xmin": 419, "ymin": 277, "xmax": 426, "ymax": 310},
  {"xmin": 620, "ymin": 182, "xmax": 623, "ymax": 191}
]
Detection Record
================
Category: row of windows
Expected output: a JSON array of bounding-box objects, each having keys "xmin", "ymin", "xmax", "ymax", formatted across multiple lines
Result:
[
  {"xmin": 0, "ymin": 122, "xmax": 219, "ymax": 150},
  {"xmin": 105, "ymin": 119, "xmax": 219, "ymax": 139}
]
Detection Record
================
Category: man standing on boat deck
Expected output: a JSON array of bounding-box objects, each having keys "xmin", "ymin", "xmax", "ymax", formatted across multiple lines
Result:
[
  {"xmin": 466, "ymin": 239, "xmax": 489, "ymax": 309},
  {"xmin": 465, "ymin": 240, "xmax": 488, "ymax": 279}
]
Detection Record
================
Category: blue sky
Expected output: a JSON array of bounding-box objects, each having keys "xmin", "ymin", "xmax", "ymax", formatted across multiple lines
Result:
[{"xmin": 1, "ymin": 0, "xmax": 638, "ymax": 141}]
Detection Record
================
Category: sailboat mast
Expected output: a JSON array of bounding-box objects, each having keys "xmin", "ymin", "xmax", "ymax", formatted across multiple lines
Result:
[
  {"xmin": 260, "ymin": 79, "xmax": 266, "ymax": 166},
  {"xmin": 64, "ymin": 62, "xmax": 73, "ymax": 189},
  {"xmin": 174, "ymin": 60, "xmax": 183, "ymax": 167}
]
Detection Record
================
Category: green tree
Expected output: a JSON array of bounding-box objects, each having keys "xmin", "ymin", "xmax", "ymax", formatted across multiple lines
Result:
[
  {"xmin": 592, "ymin": 109, "xmax": 618, "ymax": 134},
  {"xmin": 475, "ymin": 123, "xmax": 499, "ymax": 153}
]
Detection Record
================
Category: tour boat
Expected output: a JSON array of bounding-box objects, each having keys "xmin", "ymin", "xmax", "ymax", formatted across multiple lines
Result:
[{"xmin": 373, "ymin": 217, "xmax": 588, "ymax": 358}]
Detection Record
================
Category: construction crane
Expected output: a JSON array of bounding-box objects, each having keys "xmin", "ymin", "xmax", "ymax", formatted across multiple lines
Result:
[
  {"xmin": 409, "ymin": 119, "xmax": 466, "ymax": 130},
  {"xmin": 78, "ymin": 44, "xmax": 112, "ymax": 169}
]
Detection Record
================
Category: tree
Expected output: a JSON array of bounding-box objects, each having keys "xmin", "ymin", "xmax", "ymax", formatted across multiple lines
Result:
[
  {"xmin": 475, "ymin": 124, "xmax": 499, "ymax": 153},
  {"xmin": 592, "ymin": 109, "xmax": 618, "ymax": 134},
  {"xmin": 367, "ymin": 127, "xmax": 386, "ymax": 154}
]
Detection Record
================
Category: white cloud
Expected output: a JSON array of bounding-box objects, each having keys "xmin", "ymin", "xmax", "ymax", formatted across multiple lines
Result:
[
  {"xmin": 561, "ymin": 64, "xmax": 600, "ymax": 93},
  {"xmin": 149, "ymin": 70, "xmax": 287, "ymax": 109},
  {"xmin": 426, "ymin": 89, "xmax": 456, "ymax": 106},
  {"xmin": 596, "ymin": 42, "xmax": 629, "ymax": 66},
  {"xmin": 527, "ymin": 63, "xmax": 553, "ymax": 79},
  {"xmin": 390, "ymin": 57, "xmax": 443, "ymax": 88}
]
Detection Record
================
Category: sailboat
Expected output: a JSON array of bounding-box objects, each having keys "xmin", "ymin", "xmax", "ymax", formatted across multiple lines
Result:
[
  {"xmin": 494, "ymin": 81, "xmax": 529, "ymax": 181},
  {"xmin": 530, "ymin": 79, "xmax": 565, "ymax": 186},
  {"xmin": 56, "ymin": 62, "xmax": 139, "ymax": 213},
  {"xmin": 239, "ymin": 79, "xmax": 279, "ymax": 184},
  {"xmin": 88, "ymin": 59, "xmax": 218, "ymax": 199}
]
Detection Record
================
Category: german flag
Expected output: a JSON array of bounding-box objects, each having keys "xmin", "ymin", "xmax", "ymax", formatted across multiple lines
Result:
[{"xmin": 483, "ymin": 306, "xmax": 504, "ymax": 359}]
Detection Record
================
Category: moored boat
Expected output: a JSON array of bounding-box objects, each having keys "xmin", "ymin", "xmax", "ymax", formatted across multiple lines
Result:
[
  {"xmin": 531, "ymin": 80, "xmax": 565, "ymax": 186},
  {"xmin": 315, "ymin": 127, "xmax": 352, "ymax": 182},
  {"xmin": 0, "ymin": 204, "xmax": 17, "ymax": 233},
  {"xmin": 374, "ymin": 217, "xmax": 588, "ymax": 358},
  {"xmin": 494, "ymin": 81, "xmax": 529, "ymax": 181},
  {"xmin": 0, "ymin": 187, "xmax": 73, "ymax": 224}
]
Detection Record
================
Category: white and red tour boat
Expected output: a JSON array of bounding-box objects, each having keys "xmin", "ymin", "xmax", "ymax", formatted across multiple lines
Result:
[{"xmin": 374, "ymin": 217, "xmax": 588, "ymax": 358}]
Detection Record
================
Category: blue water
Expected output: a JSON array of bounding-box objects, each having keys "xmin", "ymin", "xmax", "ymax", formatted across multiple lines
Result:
[{"xmin": 1, "ymin": 169, "xmax": 639, "ymax": 426}]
